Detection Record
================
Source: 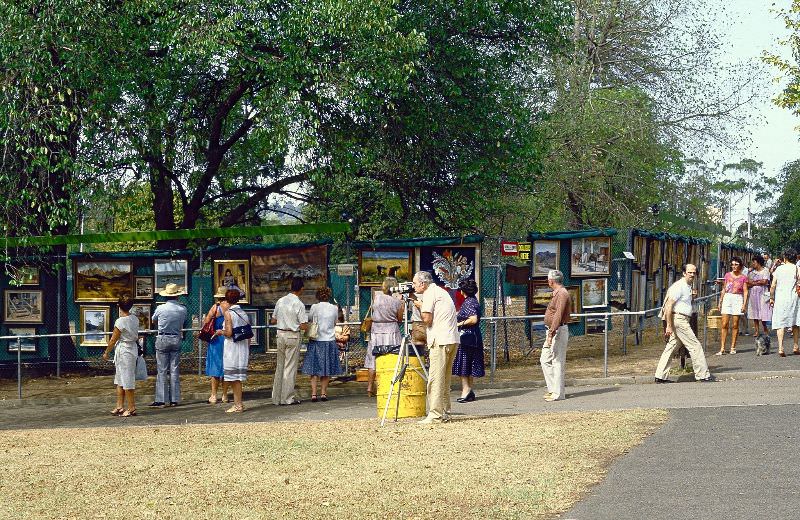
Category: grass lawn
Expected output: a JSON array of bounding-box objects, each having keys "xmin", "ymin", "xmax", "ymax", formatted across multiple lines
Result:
[{"xmin": 0, "ymin": 409, "xmax": 666, "ymax": 519}]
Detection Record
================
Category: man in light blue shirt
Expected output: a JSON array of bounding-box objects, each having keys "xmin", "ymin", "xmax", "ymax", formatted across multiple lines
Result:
[
  {"xmin": 270, "ymin": 277, "xmax": 308, "ymax": 405},
  {"xmin": 150, "ymin": 283, "xmax": 188, "ymax": 407}
]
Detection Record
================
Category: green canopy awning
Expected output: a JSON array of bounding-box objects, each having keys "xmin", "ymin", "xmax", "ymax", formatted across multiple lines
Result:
[
  {"xmin": 528, "ymin": 228, "xmax": 617, "ymax": 241},
  {"xmin": 353, "ymin": 235, "xmax": 484, "ymax": 249}
]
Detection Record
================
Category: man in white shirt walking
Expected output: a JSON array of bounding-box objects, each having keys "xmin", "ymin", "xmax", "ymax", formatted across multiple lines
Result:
[
  {"xmin": 655, "ymin": 264, "xmax": 715, "ymax": 383},
  {"xmin": 270, "ymin": 277, "xmax": 308, "ymax": 405}
]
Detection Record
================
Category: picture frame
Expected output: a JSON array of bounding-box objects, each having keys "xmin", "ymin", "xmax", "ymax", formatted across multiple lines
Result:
[
  {"xmin": 15, "ymin": 266, "xmax": 40, "ymax": 286},
  {"xmin": 265, "ymin": 310, "xmax": 276, "ymax": 352},
  {"xmin": 585, "ymin": 316, "xmax": 607, "ymax": 335},
  {"xmin": 213, "ymin": 260, "xmax": 251, "ymax": 304},
  {"xmin": 154, "ymin": 259, "xmax": 189, "ymax": 295},
  {"xmin": 570, "ymin": 237, "xmax": 611, "ymax": 277},
  {"xmin": 6, "ymin": 327, "xmax": 37, "ymax": 353},
  {"xmin": 565, "ymin": 285, "xmax": 581, "ymax": 324},
  {"xmin": 527, "ymin": 279, "xmax": 552, "ymax": 315},
  {"xmin": 130, "ymin": 304, "xmax": 151, "ymax": 331},
  {"xmin": 250, "ymin": 245, "xmax": 329, "ymax": 306},
  {"xmin": 358, "ymin": 249, "xmax": 414, "ymax": 286},
  {"xmin": 245, "ymin": 309, "xmax": 259, "ymax": 346},
  {"xmin": 581, "ymin": 278, "xmax": 608, "ymax": 308},
  {"xmin": 79, "ymin": 305, "xmax": 111, "ymax": 346},
  {"xmin": 134, "ymin": 276, "xmax": 154, "ymax": 299},
  {"xmin": 74, "ymin": 261, "xmax": 134, "ymax": 302},
  {"xmin": 4, "ymin": 289, "xmax": 44, "ymax": 324},
  {"xmin": 532, "ymin": 240, "xmax": 560, "ymax": 277}
]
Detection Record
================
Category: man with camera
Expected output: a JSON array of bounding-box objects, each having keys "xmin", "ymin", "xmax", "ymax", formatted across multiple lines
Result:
[{"xmin": 411, "ymin": 271, "xmax": 460, "ymax": 424}]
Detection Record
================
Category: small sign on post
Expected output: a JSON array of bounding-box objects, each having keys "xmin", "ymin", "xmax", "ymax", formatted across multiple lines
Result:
[
  {"xmin": 518, "ymin": 242, "xmax": 531, "ymax": 262},
  {"xmin": 336, "ymin": 264, "xmax": 356, "ymax": 276},
  {"xmin": 500, "ymin": 241, "xmax": 519, "ymax": 256}
]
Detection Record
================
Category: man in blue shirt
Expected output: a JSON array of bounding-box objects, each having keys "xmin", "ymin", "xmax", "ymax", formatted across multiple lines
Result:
[{"xmin": 150, "ymin": 283, "xmax": 188, "ymax": 407}]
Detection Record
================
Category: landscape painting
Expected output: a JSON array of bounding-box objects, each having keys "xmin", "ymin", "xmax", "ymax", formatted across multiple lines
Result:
[
  {"xmin": 4, "ymin": 290, "xmax": 44, "ymax": 324},
  {"xmin": 570, "ymin": 237, "xmax": 611, "ymax": 277},
  {"xmin": 154, "ymin": 259, "xmax": 188, "ymax": 294},
  {"xmin": 585, "ymin": 316, "xmax": 607, "ymax": 335},
  {"xmin": 533, "ymin": 241, "xmax": 560, "ymax": 277},
  {"xmin": 74, "ymin": 261, "xmax": 133, "ymax": 302},
  {"xmin": 7, "ymin": 327, "xmax": 38, "ymax": 353},
  {"xmin": 581, "ymin": 278, "xmax": 608, "ymax": 308},
  {"xmin": 566, "ymin": 286, "xmax": 581, "ymax": 323},
  {"xmin": 250, "ymin": 245, "xmax": 328, "ymax": 306},
  {"xmin": 80, "ymin": 305, "xmax": 110, "ymax": 346},
  {"xmin": 135, "ymin": 276, "xmax": 153, "ymax": 299},
  {"xmin": 358, "ymin": 249, "xmax": 413, "ymax": 286},
  {"xmin": 527, "ymin": 280, "xmax": 552, "ymax": 315},
  {"xmin": 245, "ymin": 310, "xmax": 259, "ymax": 346}
]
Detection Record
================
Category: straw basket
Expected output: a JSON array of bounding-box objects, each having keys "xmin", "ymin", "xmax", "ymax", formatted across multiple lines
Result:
[{"xmin": 707, "ymin": 307, "xmax": 722, "ymax": 329}]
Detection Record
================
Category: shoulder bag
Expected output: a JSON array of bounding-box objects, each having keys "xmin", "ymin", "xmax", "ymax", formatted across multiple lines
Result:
[
  {"xmin": 231, "ymin": 309, "xmax": 254, "ymax": 342},
  {"xmin": 307, "ymin": 319, "xmax": 319, "ymax": 340},
  {"xmin": 360, "ymin": 305, "xmax": 373, "ymax": 334}
]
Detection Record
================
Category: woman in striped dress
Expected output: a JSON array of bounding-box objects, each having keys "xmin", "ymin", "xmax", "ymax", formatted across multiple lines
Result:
[{"xmin": 216, "ymin": 289, "xmax": 250, "ymax": 413}]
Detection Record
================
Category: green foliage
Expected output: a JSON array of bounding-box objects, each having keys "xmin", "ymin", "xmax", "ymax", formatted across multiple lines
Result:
[
  {"xmin": 761, "ymin": 160, "xmax": 800, "ymax": 251},
  {"xmin": 763, "ymin": 0, "xmax": 800, "ymax": 120}
]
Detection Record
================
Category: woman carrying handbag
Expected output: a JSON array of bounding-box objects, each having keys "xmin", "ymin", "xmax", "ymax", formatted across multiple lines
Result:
[{"xmin": 301, "ymin": 287, "xmax": 340, "ymax": 401}]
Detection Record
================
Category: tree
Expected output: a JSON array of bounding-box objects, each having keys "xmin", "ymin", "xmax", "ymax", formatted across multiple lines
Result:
[{"xmin": 763, "ymin": 0, "xmax": 800, "ymax": 119}]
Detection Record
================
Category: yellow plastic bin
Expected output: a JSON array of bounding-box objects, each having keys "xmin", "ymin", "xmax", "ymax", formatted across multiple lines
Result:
[{"xmin": 375, "ymin": 353, "xmax": 426, "ymax": 419}]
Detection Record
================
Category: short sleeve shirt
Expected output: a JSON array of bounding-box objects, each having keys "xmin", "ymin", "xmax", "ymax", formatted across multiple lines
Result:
[
  {"xmin": 151, "ymin": 300, "xmax": 187, "ymax": 335},
  {"xmin": 667, "ymin": 280, "xmax": 693, "ymax": 316},
  {"xmin": 114, "ymin": 314, "xmax": 140, "ymax": 343},
  {"xmin": 420, "ymin": 284, "xmax": 460, "ymax": 347},
  {"xmin": 724, "ymin": 272, "xmax": 748, "ymax": 295},
  {"xmin": 273, "ymin": 293, "xmax": 307, "ymax": 331},
  {"xmin": 309, "ymin": 301, "xmax": 337, "ymax": 342}
]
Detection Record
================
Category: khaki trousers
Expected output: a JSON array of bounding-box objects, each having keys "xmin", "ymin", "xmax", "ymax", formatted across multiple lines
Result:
[
  {"xmin": 540, "ymin": 325, "xmax": 569, "ymax": 400},
  {"xmin": 655, "ymin": 314, "xmax": 710, "ymax": 380},
  {"xmin": 425, "ymin": 342, "xmax": 458, "ymax": 420},
  {"xmin": 273, "ymin": 331, "xmax": 301, "ymax": 405}
]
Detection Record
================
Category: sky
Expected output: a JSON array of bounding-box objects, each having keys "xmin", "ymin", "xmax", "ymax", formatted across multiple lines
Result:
[{"xmin": 706, "ymin": 0, "xmax": 798, "ymax": 222}]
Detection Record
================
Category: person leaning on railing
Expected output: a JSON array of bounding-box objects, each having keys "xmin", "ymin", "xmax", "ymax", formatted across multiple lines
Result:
[{"xmin": 102, "ymin": 293, "xmax": 140, "ymax": 417}]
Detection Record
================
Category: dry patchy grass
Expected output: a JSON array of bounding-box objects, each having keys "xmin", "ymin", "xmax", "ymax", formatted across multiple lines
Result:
[{"xmin": 0, "ymin": 410, "xmax": 666, "ymax": 519}]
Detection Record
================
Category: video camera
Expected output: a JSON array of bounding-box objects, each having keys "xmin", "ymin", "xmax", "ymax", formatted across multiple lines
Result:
[{"xmin": 389, "ymin": 282, "xmax": 415, "ymax": 295}]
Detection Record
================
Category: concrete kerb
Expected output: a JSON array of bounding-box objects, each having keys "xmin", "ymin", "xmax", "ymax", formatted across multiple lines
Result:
[{"xmin": 3, "ymin": 368, "xmax": 800, "ymax": 409}]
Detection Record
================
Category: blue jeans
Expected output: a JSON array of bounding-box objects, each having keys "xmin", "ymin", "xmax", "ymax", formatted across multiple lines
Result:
[{"xmin": 155, "ymin": 336, "xmax": 181, "ymax": 403}]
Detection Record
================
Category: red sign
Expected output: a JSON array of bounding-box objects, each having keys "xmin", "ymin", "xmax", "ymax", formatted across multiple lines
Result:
[{"xmin": 501, "ymin": 241, "xmax": 519, "ymax": 256}]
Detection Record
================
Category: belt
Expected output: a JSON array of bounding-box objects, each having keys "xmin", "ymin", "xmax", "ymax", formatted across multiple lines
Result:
[{"xmin": 676, "ymin": 313, "xmax": 692, "ymax": 318}]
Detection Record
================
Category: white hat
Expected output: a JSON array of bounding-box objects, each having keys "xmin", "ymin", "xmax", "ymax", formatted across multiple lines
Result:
[{"xmin": 159, "ymin": 283, "xmax": 186, "ymax": 297}]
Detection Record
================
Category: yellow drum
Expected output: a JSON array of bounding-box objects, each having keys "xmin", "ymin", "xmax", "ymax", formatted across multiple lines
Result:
[{"xmin": 375, "ymin": 353, "xmax": 426, "ymax": 419}]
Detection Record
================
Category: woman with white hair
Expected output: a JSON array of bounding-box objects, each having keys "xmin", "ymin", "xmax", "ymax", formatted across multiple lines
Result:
[{"xmin": 364, "ymin": 276, "xmax": 404, "ymax": 397}]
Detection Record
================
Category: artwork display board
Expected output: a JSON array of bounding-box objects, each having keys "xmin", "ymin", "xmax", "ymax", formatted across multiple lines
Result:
[
  {"xmin": 74, "ymin": 261, "xmax": 134, "ymax": 302},
  {"xmin": 358, "ymin": 249, "xmax": 413, "ymax": 286},
  {"xmin": 250, "ymin": 244, "xmax": 328, "ymax": 307}
]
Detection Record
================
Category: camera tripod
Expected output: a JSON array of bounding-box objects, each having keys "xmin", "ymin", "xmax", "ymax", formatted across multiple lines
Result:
[{"xmin": 380, "ymin": 296, "xmax": 428, "ymax": 426}]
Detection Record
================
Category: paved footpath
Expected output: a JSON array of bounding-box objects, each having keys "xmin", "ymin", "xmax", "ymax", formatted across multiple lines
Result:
[{"xmin": 3, "ymin": 366, "xmax": 800, "ymax": 519}]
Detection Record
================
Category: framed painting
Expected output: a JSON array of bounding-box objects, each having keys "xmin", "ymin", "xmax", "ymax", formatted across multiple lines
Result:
[
  {"xmin": 154, "ymin": 259, "xmax": 188, "ymax": 294},
  {"xmin": 4, "ymin": 289, "xmax": 44, "ymax": 324},
  {"xmin": 245, "ymin": 310, "xmax": 259, "ymax": 346},
  {"xmin": 585, "ymin": 316, "xmax": 607, "ymax": 335},
  {"xmin": 214, "ymin": 260, "xmax": 250, "ymax": 304},
  {"xmin": 527, "ymin": 279, "xmax": 552, "ymax": 315},
  {"xmin": 7, "ymin": 327, "xmax": 37, "ymax": 353},
  {"xmin": 130, "ymin": 304, "xmax": 151, "ymax": 331},
  {"xmin": 265, "ymin": 310, "xmax": 276, "ymax": 352},
  {"xmin": 134, "ymin": 276, "xmax": 154, "ymax": 299},
  {"xmin": 80, "ymin": 305, "xmax": 111, "ymax": 346},
  {"xmin": 532, "ymin": 240, "xmax": 560, "ymax": 277},
  {"xmin": 14, "ymin": 266, "xmax": 40, "ymax": 286},
  {"xmin": 630, "ymin": 269, "xmax": 641, "ymax": 312},
  {"xmin": 570, "ymin": 237, "xmax": 611, "ymax": 277},
  {"xmin": 566, "ymin": 285, "xmax": 581, "ymax": 323},
  {"xmin": 420, "ymin": 245, "xmax": 480, "ymax": 306},
  {"xmin": 358, "ymin": 249, "xmax": 414, "ymax": 286},
  {"xmin": 74, "ymin": 261, "xmax": 134, "ymax": 302},
  {"xmin": 250, "ymin": 245, "xmax": 328, "ymax": 307},
  {"xmin": 581, "ymin": 278, "xmax": 608, "ymax": 308}
]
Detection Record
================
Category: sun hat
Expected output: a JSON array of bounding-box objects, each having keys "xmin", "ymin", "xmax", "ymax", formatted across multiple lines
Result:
[
  {"xmin": 159, "ymin": 283, "xmax": 186, "ymax": 297},
  {"xmin": 213, "ymin": 286, "xmax": 228, "ymax": 298}
]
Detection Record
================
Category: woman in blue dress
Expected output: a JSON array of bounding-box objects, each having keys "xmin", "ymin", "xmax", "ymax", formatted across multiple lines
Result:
[
  {"xmin": 452, "ymin": 279, "xmax": 485, "ymax": 402},
  {"xmin": 203, "ymin": 286, "xmax": 230, "ymax": 403},
  {"xmin": 301, "ymin": 287, "xmax": 341, "ymax": 402}
]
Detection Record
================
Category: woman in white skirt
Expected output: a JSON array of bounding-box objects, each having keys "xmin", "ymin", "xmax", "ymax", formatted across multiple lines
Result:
[
  {"xmin": 102, "ymin": 294, "xmax": 140, "ymax": 417},
  {"xmin": 216, "ymin": 288, "xmax": 250, "ymax": 413},
  {"xmin": 770, "ymin": 249, "xmax": 800, "ymax": 356},
  {"xmin": 717, "ymin": 256, "xmax": 749, "ymax": 355}
]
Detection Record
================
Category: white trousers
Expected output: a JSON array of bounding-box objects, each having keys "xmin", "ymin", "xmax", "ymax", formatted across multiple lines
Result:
[
  {"xmin": 655, "ymin": 314, "xmax": 710, "ymax": 380},
  {"xmin": 540, "ymin": 325, "xmax": 569, "ymax": 400}
]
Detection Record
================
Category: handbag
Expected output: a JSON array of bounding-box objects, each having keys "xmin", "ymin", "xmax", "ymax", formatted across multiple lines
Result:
[
  {"xmin": 360, "ymin": 305, "xmax": 373, "ymax": 334},
  {"xmin": 231, "ymin": 309, "xmax": 254, "ymax": 342},
  {"xmin": 135, "ymin": 354, "xmax": 148, "ymax": 381},
  {"xmin": 459, "ymin": 327, "xmax": 478, "ymax": 348},
  {"xmin": 198, "ymin": 317, "xmax": 216, "ymax": 343},
  {"xmin": 307, "ymin": 320, "xmax": 319, "ymax": 340},
  {"xmin": 411, "ymin": 321, "xmax": 427, "ymax": 344}
]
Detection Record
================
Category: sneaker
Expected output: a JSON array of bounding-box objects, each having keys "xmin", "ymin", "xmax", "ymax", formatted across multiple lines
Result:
[
  {"xmin": 148, "ymin": 401, "xmax": 165, "ymax": 407},
  {"xmin": 698, "ymin": 375, "xmax": 717, "ymax": 383},
  {"xmin": 543, "ymin": 392, "xmax": 553, "ymax": 400},
  {"xmin": 418, "ymin": 415, "xmax": 445, "ymax": 425}
]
